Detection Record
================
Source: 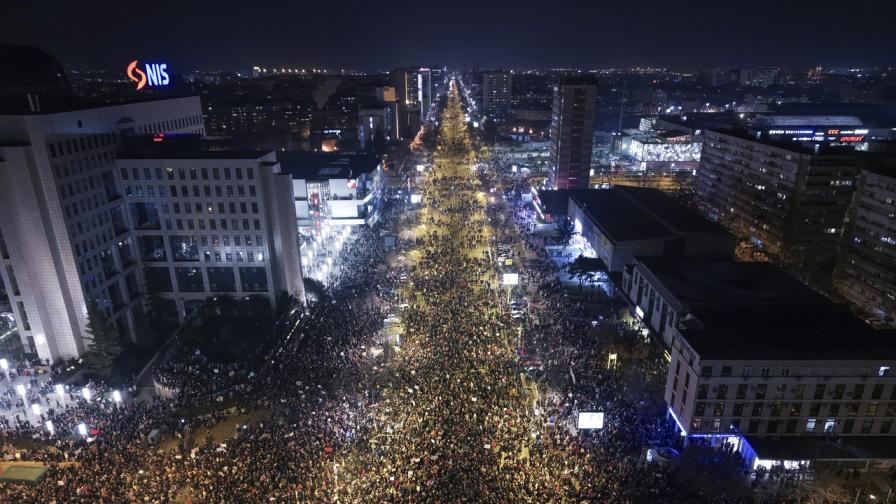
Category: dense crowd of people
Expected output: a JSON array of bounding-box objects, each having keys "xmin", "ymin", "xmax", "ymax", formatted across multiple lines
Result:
[{"xmin": 0, "ymin": 82, "xmax": 821, "ymax": 503}]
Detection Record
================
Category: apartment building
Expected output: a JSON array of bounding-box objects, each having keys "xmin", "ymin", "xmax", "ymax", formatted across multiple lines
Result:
[
  {"xmin": 697, "ymin": 129, "xmax": 860, "ymax": 264},
  {"xmin": 833, "ymin": 165, "xmax": 896, "ymax": 326}
]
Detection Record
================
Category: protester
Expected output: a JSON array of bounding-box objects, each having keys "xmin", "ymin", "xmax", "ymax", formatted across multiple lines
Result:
[{"xmin": 0, "ymin": 82, "xmax": 785, "ymax": 503}]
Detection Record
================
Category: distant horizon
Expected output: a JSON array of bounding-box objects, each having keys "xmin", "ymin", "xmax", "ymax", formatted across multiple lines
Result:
[
  {"xmin": 59, "ymin": 60, "xmax": 896, "ymax": 76},
  {"xmin": 5, "ymin": 0, "xmax": 895, "ymax": 73}
]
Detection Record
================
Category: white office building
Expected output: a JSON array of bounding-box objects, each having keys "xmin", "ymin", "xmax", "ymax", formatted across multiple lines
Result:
[
  {"xmin": 116, "ymin": 149, "xmax": 304, "ymax": 319},
  {"xmin": 0, "ymin": 97, "xmax": 304, "ymax": 364},
  {"xmin": 0, "ymin": 97, "xmax": 205, "ymax": 363}
]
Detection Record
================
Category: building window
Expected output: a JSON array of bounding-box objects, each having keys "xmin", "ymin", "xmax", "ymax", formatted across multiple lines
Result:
[
  {"xmin": 805, "ymin": 418, "xmax": 817, "ymax": 433},
  {"xmin": 832, "ymin": 384, "xmax": 845, "ymax": 399},
  {"xmin": 861, "ymin": 419, "xmax": 873, "ymax": 434},
  {"xmin": 716, "ymin": 385, "xmax": 728, "ymax": 400},
  {"xmin": 755, "ymin": 384, "xmax": 767, "ymax": 400}
]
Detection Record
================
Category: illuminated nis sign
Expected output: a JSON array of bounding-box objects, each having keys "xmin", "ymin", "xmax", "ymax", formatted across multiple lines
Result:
[{"xmin": 126, "ymin": 60, "xmax": 170, "ymax": 90}]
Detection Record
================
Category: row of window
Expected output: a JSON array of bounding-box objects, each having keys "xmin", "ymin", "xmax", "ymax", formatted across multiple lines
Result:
[
  {"xmin": 120, "ymin": 165, "xmax": 254, "ymax": 182},
  {"xmin": 692, "ymin": 416, "xmax": 892, "ymax": 436},
  {"xmin": 125, "ymin": 184, "xmax": 258, "ymax": 199},
  {"xmin": 695, "ymin": 399, "xmax": 894, "ymax": 419},
  {"xmin": 48, "ymin": 133, "xmax": 117, "ymax": 159},
  {"xmin": 695, "ymin": 381, "xmax": 896, "ymax": 402},
  {"xmin": 145, "ymin": 265, "xmax": 268, "ymax": 294},
  {"xmin": 699, "ymin": 364, "xmax": 891, "ymax": 379},
  {"xmin": 161, "ymin": 217, "xmax": 263, "ymax": 233},
  {"xmin": 53, "ymin": 151, "xmax": 114, "ymax": 180},
  {"xmin": 135, "ymin": 114, "xmax": 203, "ymax": 136}
]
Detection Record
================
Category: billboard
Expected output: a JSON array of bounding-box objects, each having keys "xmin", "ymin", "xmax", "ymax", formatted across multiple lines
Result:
[
  {"xmin": 501, "ymin": 273, "xmax": 519, "ymax": 285},
  {"xmin": 577, "ymin": 412, "xmax": 604, "ymax": 430}
]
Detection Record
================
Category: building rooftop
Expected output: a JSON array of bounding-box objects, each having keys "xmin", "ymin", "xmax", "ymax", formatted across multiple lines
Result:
[
  {"xmin": 755, "ymin": 115, "xmax": 864, "ymax": 127},
  {"xmin": 635, "ymin": 257, "xmax": 826, "ymax": 306},
  {"xmin": 118, "ymin": 150, "xmax": 272, "ymax": 160},
  {"xmin": 534, "ymin": 189, "xmax": 569, "ymax": 218},
  {"xmin": 570, "ymin": 187, "xmax": 729, "ymax": 243},
  {"xmin": 622, "ymin": 129, "xmax": 693, "ymax": 144},
  {"xmin": 636, "ymin": 255, "xmax": 896, "ymax": 360},
  {"xmin": 654, "ymin": 113, "xmax": 742, "ymax": 133},
  {"xmin": 768, "ymin": 103, "xmax": 896, "ymax": 129},
  {"xmin": 680, "ymin": 303, "xmax": 896, "ymax": 360},
  {"xmin": 571, "ymin": 188, "xmax": 673, "ymax": 242},
  {"xmin": 276, "ymin": 151, "xmax": 381, "ymax": 180},
  {"xmin": 708, "ymin": 128, "xmax": 860, "ymax": 156},
  {"xmin": 119, "ymin": 135, "xmax": 271, "ymax": 160}
]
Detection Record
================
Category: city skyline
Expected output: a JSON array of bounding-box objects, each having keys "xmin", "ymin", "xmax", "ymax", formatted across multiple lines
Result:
[{"xmin": 4, "ymin": 0, "xmax": 896, "ymax": 72}]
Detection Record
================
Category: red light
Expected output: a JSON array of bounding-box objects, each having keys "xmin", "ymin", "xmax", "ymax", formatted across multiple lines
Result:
[
  {"xmin": 839, "ymin": 136, "xmax": 864, "ymax": 142},
  {"xmin": 153, "ymin": 133, "xmax": 165, "ymax": 143}
]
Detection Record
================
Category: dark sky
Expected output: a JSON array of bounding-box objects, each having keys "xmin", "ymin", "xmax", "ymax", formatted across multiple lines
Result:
[{"xmin": 3, "ymin": 0, "xmax": 895, "ymax": 72}]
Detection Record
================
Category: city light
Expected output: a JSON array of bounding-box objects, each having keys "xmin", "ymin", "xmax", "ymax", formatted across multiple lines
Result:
[{"xmin": 1, "ymin": 19, "xmax": 893, "ymax": 501}]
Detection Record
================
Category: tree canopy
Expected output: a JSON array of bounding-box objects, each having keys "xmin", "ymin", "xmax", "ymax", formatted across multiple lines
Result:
[{"xmin": 82, "ymin": 300, "xmax": 123, "ymax": 378}]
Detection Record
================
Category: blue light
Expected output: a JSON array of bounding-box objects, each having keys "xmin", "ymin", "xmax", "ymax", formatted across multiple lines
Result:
[{"xmin": 667, "ymin": 406, "xmax": 687, "ymax": 436}]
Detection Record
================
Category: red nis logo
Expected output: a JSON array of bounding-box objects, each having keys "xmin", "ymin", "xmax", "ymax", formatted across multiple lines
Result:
[{"xmin": 126, "ymin": 60, "xmax": 170, "ymax": 90}]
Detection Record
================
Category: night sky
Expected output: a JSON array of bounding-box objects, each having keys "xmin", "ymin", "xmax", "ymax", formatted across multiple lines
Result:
[{"xmin": 3, "ymin": 0, "xmax": 895, "ymax": 71}]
